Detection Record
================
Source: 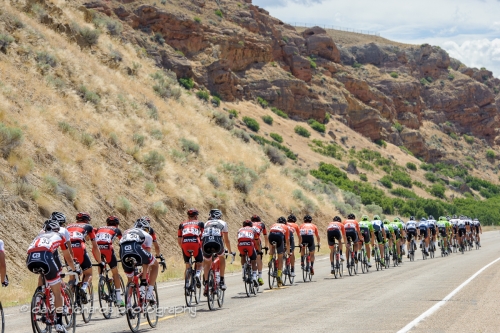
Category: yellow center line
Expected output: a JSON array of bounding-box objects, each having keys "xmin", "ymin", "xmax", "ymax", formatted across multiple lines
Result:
[
  {"xmin": 139, "ymin": 312, "xmax": 185, "ymax": 325},
  {"xmin": 263, "ymin": 286, "xmax": 289, "ymax": 293}
]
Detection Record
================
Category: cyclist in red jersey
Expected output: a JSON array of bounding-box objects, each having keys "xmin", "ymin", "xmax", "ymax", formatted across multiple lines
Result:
[
  {"xmin": 268, "ymin": 217, "xmax": 290, "ymax": 287},
  {"xmin": 299, "ymin": 215, "xmax": 320, "ymax": 275},
  {"xmin": 343, "ymin": 213, "xmax": 362, "ymax": 263},
  {"xmin": 286, "ymin": 214, "xmax": 302, "ymax": 278},
  {"xmin": 27, "ymin": 220, "xmax": 79, "ymax": 333},
  {"xmin": 95, "ymin": 216, "xmax": 124, "ymax": 307},
  {"xmin": 178, "ymin": 209, "xmax": 205, "ymax": 289},
  {"xmin": 327, "ymin": 216, "xmax": 345, "ymax": 274},
  {"xmin": 237, "ymin": 220, "xmax": 259, "ymax": 286},
  {"xmin": 67, "ymin": 212, "xmax": 102, "ymax": 298},
  {"xmin": 250, "ymin": 215, "xmax": 268, "ymax": 285}
]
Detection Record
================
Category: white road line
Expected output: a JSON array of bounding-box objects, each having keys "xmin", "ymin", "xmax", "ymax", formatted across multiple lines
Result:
[{"xmin": 397, "ymin": 256, "xmax": 500, "ymax": 333}]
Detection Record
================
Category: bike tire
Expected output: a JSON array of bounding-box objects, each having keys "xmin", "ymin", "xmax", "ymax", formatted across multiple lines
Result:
[
  {"xmin": 81, "ymin": 282, "xmax": 93, "ymax": 323},
  {"xmin": 360, "ymin": 249, "xmax": 367, "ymax": 274},
  {"xmin": 207, "ymin": 270, "xmax": 216, "ymax": 310},
  {"xmin": 244, "ymin": 265, "xmax": 251, "ymax": 297},
  {"xmin": 31, "ymin": 291, "xmax": 49, "ymax": 333},
  {"xmin": 125, "ymin": 283, "xmax": 140, "ymax": 332},
  {"xmin": 288, "ymin": 263, "xmax": 295, "ymax": 285},
  {"xmin": 268, "ymin": 261, "xmax": 275, "ymax": 290},
  {"xmin": 63, "ymin": 285, "xmax": 76, "ymax": 333},
  {"xmin": 184, "ymin": 269, "xmax": 194, "ymax": 307},
  {"xmin": 375, "ymin": 249, "xmax": 381, "ymax": 271},
  {"xmin": 146, "ymin": 284, "xmax": 159, "ymax": 328},
  {"xmin": 0, "ymin": 302, "xmax": 3, "ymax": 333},
  {"xmin": 217, "ymin": 283, "xmax": 224, "ymax": 308},
  {"xmin": 195, "ymin": 275, "xmax": 201, "ymax": 304},
  {"xmin": 281, "ymin": 261, "xmax": 288, "ymax": 286},
  {"xmin": 302, "ymin": 261, "xmax": 308, "ymax": 282},
  {"xmin": 98, "ymin": 276, "xmax": 112, "ymax": 319},
  {"xmin": 347, "ymin": 251, "xmax": 354, "ymax": 276}
]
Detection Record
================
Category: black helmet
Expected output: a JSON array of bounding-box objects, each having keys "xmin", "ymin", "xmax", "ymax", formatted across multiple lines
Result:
[
  {"xmin": 410, "ymin": 216, "xmax": 415, "ymax": 221},
  {"xmin": 106, "ymin": 216, "xmax": 120, "ymax": 226},
  {"xmin": 251, "ymin": 215, "xmax": 261, "ymax": 222},
  {"xmin": 209, "ymin": 209, "xmax": 222, "ymax": 220},
  {"xmin": 333, "ymin": 216, "xmax": 341, "ymax": 222},
  {"xmin": 287, "ymin": 214, "xmax": 297, "ymax": 222},
  {"xmin": 187, "ymin": 208, "xmax": 199, "ymax": 217},
  {"xmin": 347, "ymin": 213, "xmax": 355, "ymax": 220},
  {"xmin": 43, "ymin": 219, "xmax": 60, "ymax": 232},
  {"xmin": 243, "ymin": 219, "xmax": 253, "ymax": 227},
  {"xmin": 277, "ymin": 216, "xmax": 286, "ymax": 224},
  {"xmin": 51, "ymin": 212, "xmax": 66, "ymax": 225},
  {"xmin": 76, "ymin": 212, "xmax": 91, "ymax": 222},
  {"xmin": 303, "ymin": 215, "xmax": 312, "ymax": 223},
  {"xmin": 428, "ymin": 215, "xmax": 434, "ymax": 220}
]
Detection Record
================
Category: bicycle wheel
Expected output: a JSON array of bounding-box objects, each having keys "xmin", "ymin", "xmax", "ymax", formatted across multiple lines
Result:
[
  {"xmin": 268, "ymin": 261, "xmax": 276, "ymax": 289},
  {"xmin": 31, "ymin": 291, "xmax": 50, "ymax": 333},
  {"xmin": 146, "ymin": 284, "xmax": 159, "ymax": 328},
  {"xmin": 375, "ymin": 248, "xmax": 381, "ymax": 271},
  {"xmin": 98, "ymin": 276, "xmax": 112, "ymax": 319},
  {"xmin": 360, "ymin": 249, "xmax": 367, "ymax": 273},
  {"xmin": 281, "ymin": 259, "xmax": 288, "ymax": 286},
  {"xmin": 81, "ymin": 282, "xmax": 93, "ymax": 323},
  {"xmin": 207, "ymin": 270, "xmax": 216, "ymax": 310},
  {"xmin": 62, "ymin": 285, "xmax": 76, "ymax": 333},
  {"xmin": 244, "ymin": 265, "xmax": 251, "ymax": 297},
  {"xmin": 184, "ymin": 269, "xmax": 194, "ymax": 307},
  {"xmin": 347, "ymin": 250, "xmax": 354, "ymax": 276},
  {"xmin": 385, "ymin": 248, "xmax": 390, "ymax": 269},
  {"xmin": 288, "ymin": 263, "xmax": 295, "ymax": 284},
  {"xmin": 0, "ymin": 302, "xmax": 3, "ymax": 333},
  {"xmin": 125, "ymin": 283, "xmax": 140, "ymax": 332},
  {"xmin": 216, "ymin": 281, "xmax": 224, "ymax": 308}
]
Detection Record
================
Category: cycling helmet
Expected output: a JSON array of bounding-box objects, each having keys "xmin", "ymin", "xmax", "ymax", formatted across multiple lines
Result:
[
  {"xmin": 287, "ymin": 214, "xmax": 297, "ymax": 223},
  {"xmin": 277, "ymin": 216, "xmax": 287, "ymax": 224},
  {"xmin": 243, "ymin": 219, "xmax": 253, "ymax": 227},
  {"xmin": 251, "ymin": 215, "xmax": 261, "ymax": 222},
  {"xmin": 393, "ymin": 218, "xmax": 399, "ymax": 223},
  {"xmin": 361, "ymin": 215, "xmax": 369, "ymax": 222},
  {"xmin": 410, "ymin": 216, "xmax": 415, "ymax": 221},
  {"xmin": 347, "ymin": 213, "xmax": 355, "ymax": 220},
  {"xmin": 106, "ymin": 216, "xmax": 120, "ymax": 226},
  {"xmin": 51, "ymin": 212, "xmax": 66, "ymax": 225},
  {"xmin": 383, "ymin": 219, "xmax": 390, "ymax": 224},
  {"xmin": 134, "ymin": 217, "xmax": 151, "ymax": 232},
  {"xmin": 428, "ymin": 215, "xmax": 434, "ymax": 220},
  {"xmin": 209, "ymin": 209, "xmax": 222, "ymax": 220},
  {"xmin": 303, "ymin": 215, "xmax": 312, "ymax": 223},
  {"xmin": 373, "ymin": 215, "xmax": 380, "ymax": 221},
  {"xmin": 44, "ymin": 219, "xmax": 60, "ymax": 232},
  {"xmin": 453, "ymin": 215, "xmax": 457, "ymax": 219},
  {"xmin": 333, "ymin": 216, "xmax": 342, "ymax": 222},
  {"xmin": 187, "ymin": 208, "xmax": 199, "ymax": 217},
  {"xmin": 76, "ymin": 212, "xmax": 91, "ymax": 222}
]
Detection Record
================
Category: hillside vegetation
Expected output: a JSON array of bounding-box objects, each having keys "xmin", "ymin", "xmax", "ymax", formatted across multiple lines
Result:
[{"xmin": 0, "ymin": 0, "xmax": 499, "ymax": 292}]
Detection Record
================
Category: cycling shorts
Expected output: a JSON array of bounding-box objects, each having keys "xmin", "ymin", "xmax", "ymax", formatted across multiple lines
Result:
[
  {"xmin": 98, "ymin": 243, "xmax": 118, "ymax": 269},
  {"xmin": 290, "ymin": 233, "xmax": 295, "ymax": 252},
  {"xmin": 458, "ymin": 228, "xmax": 466, "ymax": 237},
  {"xmin": 301, "ymin": 235, "xmax": 315, "ymax": 252},
  {"xmin": 53, "ymin": 249, "xmax": 62, "ymax": 272},
  {"xmin": 419, "ymin": 227, "xmax": 428, "ymax": 239},
  {"xmin": 438, "ymin": 228, "xmax": 447, "ymax": 238},
  {"xmin": 475, "ymin": 226, "xmax": 480, "ymax": 233},
  {"xmin": 202, "ymin": 236, "xmax": 224, "ymax": 259},
  {"xmin": 429, "ymin": 226, "xmax": 436, "ymax": 236},
  {"xmin": 71, "ymin": 241, "xmax": 92, "ymax": 270},
  {"xmin": 360, "ymin": 228, "xmax": 371, "ymax": 244},
  {"xmin": 120, "ymin": 241, "xmax": 155, "ymax": 277},
  {"xmin": 327, "ymin": 229, "xmax": 342, "ymax": 246},
  {"xmin": 406, "ymin": 229, "xmax": 417, "ymax": 241},
  {"xmin": 453, "ymin": 226, "xmax": 458, "ymax": 234},
  {"xmin": 345, "ymin": 228, "xmax": 358, "ymax": 243},
  {"xmin": 238, "ymin": 241, "xmax": 257, "ymax": 260},
  {"xmin": 26, "ymin": 251, "xmax": 61, "ymax": 286},
  {"xmin": 268, "ymin": 232, "xmax": 285, "ymax": 254},
  {"xmin": 374, "ymin": 230, "xmax": 384, "ymax": 244},
  {"xmin": 181, "ymin": 236, "xmax": 203, "ymax": 263},
  {"xmin": 393, "ymin": 229, "xmax": 401, "ymax": 240}
]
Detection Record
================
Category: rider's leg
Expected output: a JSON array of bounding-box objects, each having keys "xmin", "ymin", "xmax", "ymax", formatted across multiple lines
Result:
[
  {"xmin": 51, "ymin": 282, "xmax": 64, "ymax": 326},
  {"xmin": 218, "ymin": 254, "xmax": 226, "ymax": 278}
]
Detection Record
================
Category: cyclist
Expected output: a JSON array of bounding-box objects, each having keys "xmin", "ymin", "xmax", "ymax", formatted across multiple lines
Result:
[
  {"xmin": 299, "ymin": 215, "xmax": 320, "ymax": 275},
  {"xmin": 0, "ymin": 239, "xmax": 7, "ymax": 287},
  {"xmin": 95, "ymin": 216, "xmax": 124, "ymax": 306},
  {"xmin": 382, "ymin": 219, "xmax": 394, "ymax": 259},
  {"xmin": 449, "ymin": 215, "xmax": 460, "ymax": 248},
  {"xmin": 251, "ymin": 215, "xmax": 268, "ymax": 286},
  {"xmin": 457, "ymin": 216, "xmax": 467, "ymax": 250},
  {"xmin": 268, "ymin": 217, "xmax": 290, "ymax": 287},
  {"xmin": 343, "ymin": 213, "xmax": 361, "ymax": 263},
  {"xmin": 203, "ymin": 209, "xmax": 234, "ymax": 292},
  {"xmin": 237, "ymin": 220, "xmax": 258, "ymax": 286},
  {"xmin": 67, "ymin": 212, "xmax": 102, "ymax": 299},
  {"xmin": 286, "ymin": 214, "xmax": 301, "ymax": 277},
  {"xmin": 465, "ymin": 216, "xmax": 472, "ymax": 247},
  {"xmin": 327, "ymin": 216, "xmax": 345, "ymax": 274},
  {"xmin": 418, "ymin": 217, "xmax": 429, "ymax": 256},
  {"xmin": 390, "ymin": 218, "xmax": 402, "ymax": 263},
  {"xmin": 27, "ymin": 220, "xmax": 79, "ymax": 333},
  {"xmin": 473, "ymin": 218, "xmax": 482, "ymax": 247},
  {"xmin": 428, "ymin": 215, "xmax": 437, "ymax": 252},
  {"xmin": 120, "ymin": 218, "xmax": 158, "ymax": 303},
  {"xmin": 358, "ymin": 215, "xmax": 374, "ymax": 267},
  {"xmin": 178, "ymin": 208, "xmax": 204, "ymax": 289},
  {"xmin": 394, "ymin": 217, "xmax": 406, "ymax": 256},
  {"xmin": 371, "ymin": 214, "xmax": 385, "ymax": 265},
  {"xmin": 143, "ymin": 217, "xmax": 166, "ymax": 284},
  {"xmin": 437, "ymin": 216, "xmax": 449, "ymax": 255},
  {"xmin": 50, "ymin": 212, "xmax": 74, "ymax": 268},
  {"xmin": 405, "ymin": 216, "xmax": 418, "ymax": 259}
]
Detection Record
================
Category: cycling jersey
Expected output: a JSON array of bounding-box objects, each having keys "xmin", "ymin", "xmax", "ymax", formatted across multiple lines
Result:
[
  {"xmin": 287, "ymin": 222, "xmax": 300, "ymax": 252},
  {"xmin": 26, "ymin": 231, "xmax": 68, "ymax": 285},
  {"xmin": 178, "ymin": 220, "xmax": 205, "ymax": 263},
  {"xmin": 427, "ymin": 219, "xmax": 437, "ymax": 236},
  {"xmin": 268, "ymin": 223, "xmax": 290, "ymax": 254},
  {"xmin": 437, "ymin": 221, "xmax": 447, "ymax": 237},
  {"xmin": 344, "ymin": 219, "xmax": 360, "ymax": 243},
  {"xmin": 38, "ymin": 227, "xmax": 70, "ymax": 271},
  {"xmin": 95, "ymin": 226, "xmax": 122, "ymax": 269},
  {"xmin": 120, "ymin": 228, "xmax": 155, "ymax": 277},
  {"xmin": 28, "ymin": 231, "xmax": 68, "ymax": 254},
  {"xmin": 202, "ymin": 220, "xmax": 227, "ymax": 258},
  {"xmin": 359, "ymin": 221, "xmax": 373, "ymax": 243},
  {"xmin": 383, "ymin": 224, "xmax": 394, "ymax": 240},
  {"xmin": 0, "ymin": 240, "xmax": 3, "ymax": 252},
  {"xmin": 67, "ymin": 222, "xmax": 96, "ymax": 270},
  {"xmin": 300, "ymin": 223, "xmax": 319, "ymax": 252},
  {"xmin": 237, "ymin": 226, "xmax": 257, "ymax": 260},
  {"xmin": 327, "ymin": 222, "xmax": 344, "ymax": 246},
  {"xmin": 390, "ymin": 223, "xmax": 401, "ymax": 240},
  {"xmin": 372, "ymin": 219, "xmax": 383, "ymax": 232}
]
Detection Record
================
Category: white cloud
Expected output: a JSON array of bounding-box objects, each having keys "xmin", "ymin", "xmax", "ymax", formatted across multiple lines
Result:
[{"xmin": 442, "ymin": 39, "xmax": 500, "ymax": 76}]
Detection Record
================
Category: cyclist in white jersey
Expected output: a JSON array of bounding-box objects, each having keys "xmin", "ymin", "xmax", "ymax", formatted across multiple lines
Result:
[
  {"xmin": 405, "ymin": 216, "xmax": 418, "ymax": 258},
  {"xmin": 371, "ymin": 215, "xmax": 385, "ymax": 264},
  {"xmin": 427, "ymin": 215, "xmax": 437, "ymax": 252},
  {"xmin": 473, "ymin": 218, "xmax": 482, "ymax": 247},
  {"xmin": 418, "ymin": 217, "xmax": 430, "ymax": 255}
]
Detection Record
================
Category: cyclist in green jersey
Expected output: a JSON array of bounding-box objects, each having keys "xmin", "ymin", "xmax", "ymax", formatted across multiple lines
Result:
[
  {"xmin": 371, "ymin": 215, "xmax": 386, "ymax": 265},
  {"xmin": 437, "ymin": 216, "xmax": 450, "ymax": 254},
  {"xmin": 383, "ymin": 219, "xmax": 394, "ymax": 250},
  {"xmin": 359, "ymin": 215, "xmax": 374, "ymax": 268},
  {"xmin": 390, "ymin": 219, "xmax": 403, "ymax": 263}
]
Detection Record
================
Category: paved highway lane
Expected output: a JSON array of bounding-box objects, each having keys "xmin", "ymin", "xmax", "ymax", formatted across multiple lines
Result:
[{"xmin": 7, "ymin": 231, "xmax": 500, "ymax": 332}]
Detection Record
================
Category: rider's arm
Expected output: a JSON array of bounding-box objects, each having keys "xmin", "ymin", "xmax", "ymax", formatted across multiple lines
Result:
[
  {"xmin": 61, "ymin": 246, "xmax": 76, "ymax": 271},
  {"xmin": 153, "ymin": 240, "xmax": 161, "ymax": 257},
  {"xmin": 90, "ymin": 239, "xmax": 101, "ymax": 262},
  {"xmin": 263, "ymin": 225, "xmax": 269, "ymax": 248},
  {"xmin": 177, "ymin": 224, "xmax": 183, "ymax": 248},
  {"xmin": 315, "ymin": 226, "xmax": 320, "ymax": 244},
  {"xmin": 0, "ymin": 245, "xmax": 6, "ymax": 284},
  {"xmin": 222, "ymin": 232, "xmax": 232, "ymax": 253}
]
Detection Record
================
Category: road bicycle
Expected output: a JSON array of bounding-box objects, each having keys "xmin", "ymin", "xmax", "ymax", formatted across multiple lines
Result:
[
  {"xmin": 345, "ymin": 237, "xmax": 358, "ymax": 276},
  {"xmin": 475, "ymin": 233, "xmax": 480, "ymax": 250},
  {"xmin": 282, "ymin": 250, "xmax": 294, "ymax": 286},
  {"xmin": 383, "ymin": 239, "xmax": 391, "ymax": 269},
  {"xmin": 332, "ymin": 243, "xmax": 343, "ymax": 278},
  {"xmin": 301, "ymin": 243, "xmax": 320, "ymax": 281},
  {"xmin": 242, "ymin": 249, "xmax": 258, "ymax": 297},
  {"xmin": 94, "ymin": 257, "xmax": 125, "ymax": 319},
  {"xmin": 206, "ymin": 251, "xmax": 232, "ymax": 310},
  {"xmin": 391, "ymin": 241, "xmax": 399, "ymax": 267},
  {"xmin": 268, "ymin": 241, "xmax": 278, "ymax": 289},
  {"xmin": 184, "ymin": 250, "xmax": 201, "ymax": 307},
  {"xmin": 408, "ymin": 238, "xmax": 416, "ymax": 262},
  {"xmin": 359, "ymin": 242, "xmax": 369, "ymax": 273},
  {"xmin": 31, "ymin": 269, "xmax": 78, "ymax": 333},
  {"xmin": 373, "ymin": 238, "xmax": 383, "ymax": 271},
  {"xmin": 439, "ymin": 235, "xmax": 448, "ymax": 257},
  {"xmin": 428, "ymin": 240, "xmax": 435, "ymax": 259},
  {"xmin": 124, "ymin": 256, "xmax": 165, "ymax": 332}
]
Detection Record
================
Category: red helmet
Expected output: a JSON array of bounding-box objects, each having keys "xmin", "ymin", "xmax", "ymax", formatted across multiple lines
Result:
[
  {"xmin": 251, "ymin": 215, "xmax": 261, "ymax": 222},
  {"xmin": 106, "ymin": 216, "xmax": 120, "ymax": 226},
  {"xmin": 243, "ymin": 219, "xmax": 253, "ymax": 227},
  {"xmin": 76, "ymin": 212, "xmax": 91, "ymax": 222},
  {"xmin": 187, "ymin": 208, "xmax": 199, "ymax": 217}
]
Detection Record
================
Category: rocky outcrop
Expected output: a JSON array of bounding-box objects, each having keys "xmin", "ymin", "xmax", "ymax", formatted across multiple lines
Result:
[{"xmin": 301, "ymin": 27, "xmax": 340, "ymax": 63}]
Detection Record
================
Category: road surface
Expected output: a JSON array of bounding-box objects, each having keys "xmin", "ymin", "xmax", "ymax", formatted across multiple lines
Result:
[{"xmin": 6, "ymin": 231, "xmax": 500, "ymax": 332}]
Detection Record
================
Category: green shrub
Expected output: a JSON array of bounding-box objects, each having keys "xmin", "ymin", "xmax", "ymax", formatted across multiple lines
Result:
[
  {"xmin": 294, "ymin": 125, "xmax": 311, "ymax": 138},
  {"xmin": 36, "ymin": 51, "xmax": 57, "ymax": 69},
  {"xmin": 150, "ymin": 129, "xmax": 163, "ymax": 140},
  {"xmin": 359, "ymin": 161, "xmax": 374, "ymax": 172},
  {"xmin": 0, "ymin": 123, "xmax": 23, "ymax": 158},
  {"xmin": 80, "ymin": 132, "xmax": 94, "ymax": 148},
  {"xmin": 196, "ymin": 90, "xmax": 210, "ymax": 101},
  {"xmin": 380, "ymin": 176, "xmax": 393, "ymax": 189},
  {"xmin": 152, "ymin": 32, "xmax": 165, "ymax": 45},
  {"xmin": 449, "ymin": 132, "xmax": 458, "ymax": 140},
  {"xmin": 0, "ymin": 34, "xmax": 15, "ymax": 53},
  {"xmin": 430, "ymin": 183, "xmax": 445, "ymax": 198},
  {"xmin": 308, "ymin": 57, "xmax": 317, "ymax": 69},
  {"xmin": 178, "ymin": 77, "xmax": 194, "ymax": 90},
  {"xmin": 257, "ymin": 97, "xmax": 268, "ymax": 108},
  {"xmin": 211, "ymin": 95, "xmax": 221, "ymax": 107},
  {"xmin": 486, "ymin": 150, "xmax": 495, "ymax": 159},
  {"xmin": 463, "ymin": 134, "xmax": 474, "ymax": 144},
  {"xmin": 132, "ymin": 133, "xmax": 146, "ymax": 147},
  {"xmin": 270, "ymin": 133, "xmax": 283, "ymax": 143},
  {"xmin": 222, "ymin": 162, "xmax": 258, "ymax": 194},
  {"xmin": 262, "ymin": 115, "xmax": 273, "ymax": 125},
  {"xmin": 413, "ymin": 180, "xmax": 425, "ymax": 188},
  {"xmin": 310, "ymin": 139, "xmax": 342, "ymax": 160},
  {"xmin": 391, "ymin": 188, "xmax": 417, "ymax": 199},
  {"xmin": 227, "ymin": 109, "xmax": 238, "ymax": 118},
  {"xmin": 391, "ymin": 170, "xmax": 412, "ymax": 188},
  {"xmin": 448, "ymin": 73, "xmax": 455, "ymax": 80},
  {"xmin": 213, "ymin": 111, "xmax": 234, "ymax": 130},
  {"xmin": 78, "ymin": 85, "xmax": 100, "ymax": 104},
  {"xmin": 143, "ymin": 150, "xmax": 165, "ymax": 172},
  {"xmin": 265, "ymin": 146, "xmax": 286, "ymax": 165},
  {"xmin": 144, "ymin": 181, "xmax": 156, "ymax": 194},
  {"xmin": 399, "ymin": 146, "xmax": 414, "ymax": 156},
  {"xmin": 116, "ymin": 196, "xmax": 132, "ymax": 216},
  {"xmin": 242, "ymin": 117, "xmax": 260, "ymax": 132},
  {"xmin": 375, "ymin": 139, "xmax": 387, "ymax": 148},
  {"xmin": 390, "ymin": 72, "xmax": 398, "ymax": 78},
  {"xmin": 406, "ymin": 162, "xmax": 417, "ymax": 171},
  {"xmin": 78, "ymin": 26, "xmax": 101, "ymax": 46},
  {"xmin": 251, "ymin": 135, "xmax": 297, "ymax": 160},
  {"xmin": 180, "ymin": 138, "xmax": 200, "ymax": 154},
  {"xmin": 420, "ymin": 78, "xmax": 430, "ymax": 85},
  {"xmin": 308, "ymin": 119, "xmax": 325, "ymax": 133},
  {"xmin": 151, "ymin": 201, "xmax": 168, "ymax": 218},
  {"xmin": 359, "ymin": 174, "xmax": 368, "ymax": 181},
  {"xmin": 393, "ymin": 122, "xmax": 403, "ymax": 132},
  {"xmin": 194, "ymin": 17, "xmax": 201, "ymax": 23},
  {"xmin": 352, "ymin": 62, "xmax": 362, "ymax": 68},
  {"xmin": 232, "ymin": 129, "xmax": 250, "ymax": 143},
  {"xmin": 206, "ymin": 173, "xmax": 220, "ymax": 187},
  {"xmin": 270, "ymin": 107, "xmax": 288, "ymax": 118},
  {"xmin": 215, "ymin": 9, "xmax": 223, "ymax": 18},
  {"xmin": 425, "ymin": 172, "xmax": 437, "ymax": 182}
]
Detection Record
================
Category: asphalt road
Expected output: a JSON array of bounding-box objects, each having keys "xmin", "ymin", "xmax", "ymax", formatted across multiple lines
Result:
[{"xmin": 6, "ymin": 231, "xmax": 500, "ymax": 332}]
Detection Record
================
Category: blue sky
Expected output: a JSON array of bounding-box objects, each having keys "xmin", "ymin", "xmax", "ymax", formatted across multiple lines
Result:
[{"xmin": 253, "ymin": 0, "xmax": 500, "ymax": 76}]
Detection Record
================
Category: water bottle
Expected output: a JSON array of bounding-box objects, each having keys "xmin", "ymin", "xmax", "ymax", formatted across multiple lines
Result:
[{"xmin": 215, "ymin": 271, "xmax": 220, "ymax": 284}]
